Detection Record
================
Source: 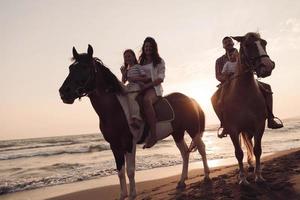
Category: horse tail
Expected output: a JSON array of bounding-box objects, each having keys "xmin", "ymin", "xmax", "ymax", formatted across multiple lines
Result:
[
  {"xmin": 192, "ymin": 98, "xmax": 205, "ymax": 134},
  {"xmin": 241, "ymin": 132, "xmax": 254, "ymax": 165}
]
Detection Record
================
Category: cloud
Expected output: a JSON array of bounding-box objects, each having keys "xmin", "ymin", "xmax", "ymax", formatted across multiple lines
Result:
[
  {"xmin": 267, "ymin": 18, "xmax": 300, "ymax": 51},
  {"xmin": 282, "ymin": 18, "xmax": 300, "ymax": 33}
]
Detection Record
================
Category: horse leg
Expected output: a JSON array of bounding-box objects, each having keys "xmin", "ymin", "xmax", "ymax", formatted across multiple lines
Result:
[
  {"xmin": 125, "ymin": 143, "xmax": 137, "ymax": 199},
  {"xmin": 254, "ymin": 133, "xmax": 265, "ymax": 183},
  {"xmin": 230, "ymin": 133, "xmax": 249, "ymax": 185},
  {"xmin": 175, "ymin": 137, "xmax": 189, "ymax": 188},
  {"xmin": 192, "ymin": 132, "xmax": 210, "ymax": 180},
  {"xmin": 112, "ymin": 148, "xmax": 128, "ymax": 200}
]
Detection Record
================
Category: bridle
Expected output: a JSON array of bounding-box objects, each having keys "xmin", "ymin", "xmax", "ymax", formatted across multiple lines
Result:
[
  {"xmin": 73, "ymin": 59, "xmax": 99, "ymax": 99},
  {"xmin": 226, "ymin": 44, "xmax": 270, "ymax": 82},
  {"xmin": 243, "ymin": 51, "xmax": 270, "ymax": 72}
]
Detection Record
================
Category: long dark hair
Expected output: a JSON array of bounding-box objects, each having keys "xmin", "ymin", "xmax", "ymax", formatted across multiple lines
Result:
[
  {"xmin": 139, "ymin": 37, "xmax": 162, "ymax": 68},
  {"xmin": 123, "ymin": 49, "xmax": 138, "ymax": 70}
]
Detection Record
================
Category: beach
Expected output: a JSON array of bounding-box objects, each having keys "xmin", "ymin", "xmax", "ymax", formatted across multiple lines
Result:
[
  {"xmin": 1, "ymin": 118, "xmax": 300, "ymax": 199},
  {"xmin": 0, "ymin": 148, "xmax": 299, "ymax": 200}
]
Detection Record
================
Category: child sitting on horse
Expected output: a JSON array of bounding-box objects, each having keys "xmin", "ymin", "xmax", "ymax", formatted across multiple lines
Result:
[
  {"xmin": 218, "ymin": 48, "xmax": 239, "ymax": 103},
  {"xmin": 222, "ymin": 48, "xmax": 239, "ymax": 78},
  {"xmin": 121, "ymin": 49, "xmax": 147, "ymax": 129},
  {"xmin": 217, "ymin": 48, "xmax": 239, "ymax": 138}
]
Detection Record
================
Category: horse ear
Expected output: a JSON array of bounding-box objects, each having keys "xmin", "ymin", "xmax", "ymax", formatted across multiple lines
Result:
[
  {"xmin": 231, "ymin": 36, "xmax": 244, "ymax": 42},
  {"xmin": 72, "ymin": 47, "xmax": 79, "ymax": 60},
  {"xmin": 87, "ymin": 44, "xmax": 93, "ymax": 58}
]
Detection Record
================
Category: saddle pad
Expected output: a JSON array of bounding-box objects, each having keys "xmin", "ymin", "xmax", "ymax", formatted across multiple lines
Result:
[{"xmin": 154, "ymin": 98, "xmax": 175, "ymax": 122}]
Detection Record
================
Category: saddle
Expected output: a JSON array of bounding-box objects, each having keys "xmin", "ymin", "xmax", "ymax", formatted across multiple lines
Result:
[
  {"xmin": 137, "ymin": 96, "xmax": 174, "ymax": 122},
  {"xmin": 136, "ymin": 96, "xmax": 175, "ymax": 144}
]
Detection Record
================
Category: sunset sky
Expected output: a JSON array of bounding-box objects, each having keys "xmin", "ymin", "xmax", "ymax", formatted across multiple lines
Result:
[{"xmin": 1, "ymin": 0, "xmax": 300, "ymax": 140}]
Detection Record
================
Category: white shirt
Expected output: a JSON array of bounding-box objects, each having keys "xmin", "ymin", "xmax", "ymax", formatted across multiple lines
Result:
[
  {"xmin": 126, "ymin": 64, "xmax": 145, "ymax": 92},
  {"xmin": 222, "ymin": 61, "xmax": 237, "ymax": 74},
  {"xmin": 140, "ymin": 59, "xmax": 166, "ymax": 96},
  {"xmin": 127, "ymin": 64, "xmax": 145, "ymax": 81}
]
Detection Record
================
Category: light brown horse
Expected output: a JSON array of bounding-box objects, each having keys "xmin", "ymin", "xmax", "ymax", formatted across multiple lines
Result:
[
  {"xmin": 211, "ymin": 33, "xmax": 275, "ymax": 185},
  {"xmin": 59, "ymin": 45, "xmax": 210, "ymax": 199}
]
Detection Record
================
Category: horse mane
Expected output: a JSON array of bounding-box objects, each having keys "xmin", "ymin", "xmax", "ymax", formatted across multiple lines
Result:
[{"xmin": 94, "ymin": 58, "xmax": 123, "ymax": 94}]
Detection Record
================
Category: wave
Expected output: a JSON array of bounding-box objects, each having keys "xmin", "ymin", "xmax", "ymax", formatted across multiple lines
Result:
[
  {"xmin": 0, "ymin": 141, "xmax": 78, "ymax": 152},
  {"xmin": 0, "ymin": 143, "xmax": 111, "ymax": 161}
]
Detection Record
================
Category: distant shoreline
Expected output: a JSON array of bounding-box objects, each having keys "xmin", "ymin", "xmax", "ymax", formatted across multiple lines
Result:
[{"xmin": 1, "ymin": 116, "xmax": 300, "ymax": 141}]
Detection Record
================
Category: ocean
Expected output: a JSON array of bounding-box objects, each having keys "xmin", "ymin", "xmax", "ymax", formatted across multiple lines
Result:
[{"xmin": 0, "ymin": 117, "xmax": 299, "ymax": 195}]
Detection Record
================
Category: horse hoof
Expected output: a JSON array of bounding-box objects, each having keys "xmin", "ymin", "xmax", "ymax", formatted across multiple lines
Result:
[
  {"xmin": 239, "ymin": 179, "xmax": 250, "ymax": 186},
  {"xmin": 128, "ymin": 195, "xmax": 137, "ymax": 200},
  {"xmin": 255, "ymin": 176, "xmax": 266, "ymax": 183},
  {"xmin": 119, "ymin": 194, "xmax": 128, "ymax": 200},
  {"xmin": 176, "ymin": 182, "xmax": 186, "ymax": 189},
  {"xmin": 204, "ymin": 176, "xmax": 211, "ymax": 183},
  {"xmin": 248, "ymin": 166, "xmax": 255, "ymax": 172}
]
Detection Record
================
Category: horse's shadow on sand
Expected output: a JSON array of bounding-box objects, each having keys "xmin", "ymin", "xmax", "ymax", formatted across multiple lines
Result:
[{"xmin": 166, "ymin": 154, "xmax": 300, "ymax": 200}]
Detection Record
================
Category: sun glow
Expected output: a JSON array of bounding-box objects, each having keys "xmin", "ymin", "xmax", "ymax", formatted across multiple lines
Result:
[{"xmin": 166, "ymin": 79, "xmax": 219, "ymax": 125}]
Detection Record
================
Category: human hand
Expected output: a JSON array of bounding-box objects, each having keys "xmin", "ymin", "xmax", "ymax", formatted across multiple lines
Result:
[
  {"xmin": 138, "ymin": 82, "xmax": 145, "ymax": 90},
  {"xmin": 120, "ymin": 66, "xmax": 126, "ymax": 74}
]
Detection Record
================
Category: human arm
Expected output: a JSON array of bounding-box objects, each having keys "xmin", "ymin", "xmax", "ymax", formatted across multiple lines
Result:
[
  {"xmin": 140, "ymin": 60, "xmax": 165, "ymax": 91},
  {"xmin": 216, "ymin": 59, "xmax": 226, "ymax": 83},
  {"xmin": 127, "ymin": 68, "xmax": 151, "ymax": 83},
  {"xmin": 127, "ymin": 75, "xmax": 150, "ymax": 83},
  {"xmin": 120, "ymin": 66, "xmax": 127, "ymax": 83}
]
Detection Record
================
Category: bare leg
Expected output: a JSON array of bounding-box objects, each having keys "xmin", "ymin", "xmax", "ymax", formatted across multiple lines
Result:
[
  {"xmin": 143, "ymin": 88, "xmax": 159, "ymax": 148},
  {"xmin": 125, "ymin": 143, "xmax": 137, "ymax": 199},
  {"xmin": 230, "ymin": 133, "xmax": 249, "ymax": 185},
  {"xmin": 175, "ymin": 138, "xmax": 189, "ymax": 188}
]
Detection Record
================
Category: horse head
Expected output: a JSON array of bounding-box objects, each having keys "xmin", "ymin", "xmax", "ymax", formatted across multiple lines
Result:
[
  {"xmin": 232, "ymin": 32, "xmax": 275, "ymax": 78},
  {"xmin": 59, "ymin": 45, "xmax": 97, "ymax": 104},
  {"xmin": 59, "ymin": 45, "xmax": 123, "ymax": 104}
]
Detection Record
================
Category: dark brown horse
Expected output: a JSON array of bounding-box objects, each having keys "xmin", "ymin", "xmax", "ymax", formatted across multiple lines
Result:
[
  {"xmin": 211, "ymin": 33, "xmax": 275, "ymax": 185},
  {"xmin": 59, "ymin": 45, "xmax": 210, "ymax": 199}
]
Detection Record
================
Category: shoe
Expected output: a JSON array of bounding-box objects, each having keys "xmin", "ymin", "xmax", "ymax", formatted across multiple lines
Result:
[{"xmin": 267, "ymin": 117, "xmax": 283, "ymax": 129}]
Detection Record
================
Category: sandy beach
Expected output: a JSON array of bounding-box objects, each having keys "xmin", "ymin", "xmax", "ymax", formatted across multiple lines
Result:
[
  {"xmin": 48, "ymin": 148, "xmax": 300, "ymax": 200},
  {"xmin": 2, "ymin": 148, "xmax": 299, "ymax": 200}
]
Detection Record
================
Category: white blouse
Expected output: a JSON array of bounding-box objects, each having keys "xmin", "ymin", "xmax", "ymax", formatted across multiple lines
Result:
[{"xmin": 140, "ymin": 59, "xmax": 166, "ymax": 96}]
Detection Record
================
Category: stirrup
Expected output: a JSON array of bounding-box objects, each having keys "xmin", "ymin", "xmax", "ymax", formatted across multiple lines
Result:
[
  {"xmin": 273, "ymin": 117, "xmax": 283, "ymax": 125},
  {"xmin": 217, "ymin": 127, "xmax": 227, "ymax": 138}
]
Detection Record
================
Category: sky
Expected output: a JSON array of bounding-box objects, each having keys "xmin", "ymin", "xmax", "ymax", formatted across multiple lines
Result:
[{"xmin": 1, "ymin": 0, "xmax": 300, "ymax": 140}]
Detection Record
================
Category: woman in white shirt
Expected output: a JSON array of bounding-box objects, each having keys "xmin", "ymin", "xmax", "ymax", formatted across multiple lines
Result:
[{"xmin": 138, "ymin": 37, "xmax": 166, "ymax": 148}]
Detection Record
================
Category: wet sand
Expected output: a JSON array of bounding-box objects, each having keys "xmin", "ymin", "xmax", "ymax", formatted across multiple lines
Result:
[
  {"xmin": 1, "ymin": 148, "xmax": 299, "ymax": 200},
  {"xmin": 44, "ymin": 148, "xmax": 300, "ymax": 200}
]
